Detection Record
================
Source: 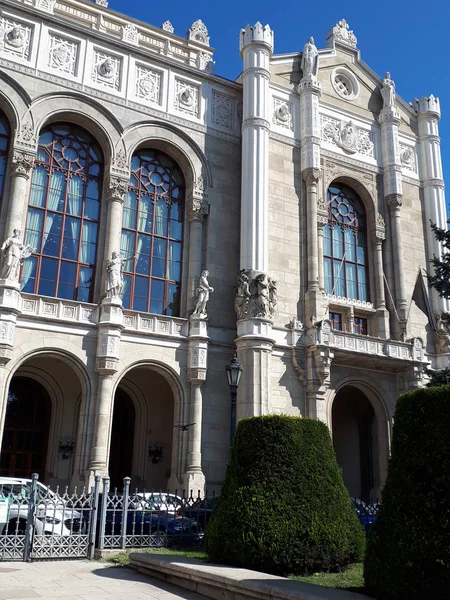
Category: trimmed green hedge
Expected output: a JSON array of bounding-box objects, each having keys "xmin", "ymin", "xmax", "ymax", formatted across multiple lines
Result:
[
  {"xmin": 365, "ymin": 385, "xmax": 450, "ymax": 599},
  {"xmin": 205, "ymin": 415, "xmax": 365, "ymax": 576}
]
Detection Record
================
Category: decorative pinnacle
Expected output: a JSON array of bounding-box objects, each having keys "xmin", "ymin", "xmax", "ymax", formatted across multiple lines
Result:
[{"xmin": 240, "ymin": 22, "xmax": 274, "ymax": 56}]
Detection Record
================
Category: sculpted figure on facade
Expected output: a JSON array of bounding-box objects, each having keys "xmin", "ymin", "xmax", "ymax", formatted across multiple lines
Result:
[
  {"xmin": 6, "ymin": 27, "xmax": 25, "ymax": 48},
  {"xmin": 235, "ymin": 270, "xmax": 277, "ymax": 319},
  {"xmin": 301, "ymin": 37, "xmax": 319, "ymax": 78},
  {"xmin": 105, "ymin": 251, "xmax": 134, "ymax": 299},
  {"xmin": 235, "ymin": 270, "xmax": 250, "ymax": 320},
  {"xmin": 193, "ymin": 270, "xmax": 214, "ymax": 318},
  {"xmin": 0, "ymin": 229, "xmax": 34, "ymax": 283},
  {"xmin": 435, "ymin": 312, "xmax": 450, "ymax": 354},
  {"xmin": 381, "ymin": 72, "xmax": 395, "ymax": 109}
]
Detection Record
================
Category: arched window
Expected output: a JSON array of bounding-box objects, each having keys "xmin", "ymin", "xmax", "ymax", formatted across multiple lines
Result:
[
  {"xmin": 121, "ymin": 150, "xmax": 184, "ymax": 315},
  {"xmin": 323, "ymin": 184, "xmax": 368, "ymax": 301},
  {"xmin": 22, "ymin": 124, "xmax": 103, "ymax": 301},
  {"xmin": 0, "ymin": 112, "xmax": 10, "ymax": 203}
]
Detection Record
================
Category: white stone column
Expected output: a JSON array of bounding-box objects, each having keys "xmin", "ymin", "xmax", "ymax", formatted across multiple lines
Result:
[
  {"xmin": 317, "ymin": 222, "xmax": 325, "ymax": 291},
  {"xmin": 298, "ymin": 66, "xmax": 321, "ymax": 323},
  {"xmin": 413, "ymin": 95, "xmax": 448, "ymax": 316},
  {"xmin": 372, "ymin": 217, "xmax": 389, "ymax": 338},
  {"xmin": 183, "ymin": 314, "xmax": 207, "ymax": 494},
  {"xmin": 379, "ymin": 104, "xmax": 406, "ymax": 338},
  {"xmin": 4, "ymin": 150, "xmax": 36, "ymax": 237},
  {"xmin": 101, "ymin": 176, "xmax": 128, "ymax": 292},
  {"xmin": 239, "ymin": 22, "xmax": 273, "ymax": 272},
  {"xmin": 187, "ymin": 183, "xmax": 209, "ymax": 313},
  {"xmin": 89, "ymin": 373, "xmax": 115, "ymax": 477}
]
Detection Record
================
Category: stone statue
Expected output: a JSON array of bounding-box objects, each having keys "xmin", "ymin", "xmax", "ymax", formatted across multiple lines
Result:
[
  {"xmin": 269, "ymin": 278, "xmax": 278, "ymax": 314},
  {"xmin": 435, "ymin": 312, "xmax": 450, "ymax": 354},
  {"xmin": 301, "ymin": 37, "xmax": 319, "ymax": 78},
  {"xmin": 254, "ymin": 273, "xmax": 270, "ymax": 316},
  {"xmin": 235, "ymin": 270, "xmax": 250, "ymax": 320},
  {"xmin": 381, "ymin": 72, "xmax": 395, "ymax": 109},
  {"xmin": 0, "ymin": 229, "xmax": 34, "ymax": 283},
  {"xmin": 193, "ymin": 270, "xmax": 214, "ymax": 318},
  {"xmin": 6, "ymin": 27, "xmax": 25, "ymax": 48},
  {"xmin": 105, "ymin": 251, "xmax": 134, "ymax": 299}
]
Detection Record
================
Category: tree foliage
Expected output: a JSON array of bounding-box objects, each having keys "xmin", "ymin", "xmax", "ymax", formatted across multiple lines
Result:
[{"xmin": 205, "ymin": 414, "xmax": 365, "ymax": 576}]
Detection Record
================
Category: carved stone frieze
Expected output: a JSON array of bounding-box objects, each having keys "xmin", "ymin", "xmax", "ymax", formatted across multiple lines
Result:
[
  {"xmin": 212, "ymin": 91, "xmax": 235, "ymax": 130},
  {"xmin": 122, "ymin": 23, "xmax": 139, "ymax": 45},
  {"xmin": 47, "ymin": 35, "xmax": 78, "ymax": 75},
  {"xmin": 1, "ymin": 20, "xmax": 31, "ymax": 60},
  {"xmin": 175, "ymin": 80, "xmax": 199, "ymax": 117},
  {"xmin": 93, "ymin": 52, "xmax": 120, "ymax": 90},
  {"xmin": 302, "ymin": 167, "xmax": 320, "ymax": 186},
  {"xmin": 399, "ymin": 144, "xmax": 417, "ymax": 173},
  {"xmin": 235, "ymin": 269, "xmax": 277, "ymax": 320},
  {"xmin": 18, "ymin": 121, "xmax": 36, "ymax": 146},
  {"xmin": 198, "ymin": 52, "xmax": 214, "ymax": 73},
  {"xmin": 386, "ymin": 194, "xmax": 402, "ymax": 209},
  {"xmin": 435, "ymin": 313, "xmax": 450, "ymax": 354},
  {"xmin": 106, "ymin": 176, "xmax": 128, "ymax": 199},
  {"xmin": 34, "ymin": 0, "xmax": 56, "ymax": 14},
  {"xmin": 321, "ymin": 116, "xmax": 374, "ymax": 157},
  {"xmin": 188, "ymin": 197, "xmax": 209, "ymax": 221},
  {"xmin": 375, "ymin": 213, "xmax": 386, "ymax": 240},
  {"xmin": 135, "ymin": 66, "xmax": 161, "ymax": 104},
  {"xmin": 272, "ymin": 98, "xmax": 293, "ymax": 131}
]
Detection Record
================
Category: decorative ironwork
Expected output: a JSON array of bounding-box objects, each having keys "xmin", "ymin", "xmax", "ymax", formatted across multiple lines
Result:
[
  {"xmin": 22, "ymin": 124, "xmax": 103, "ymax": 302},
  {"xmin": 121, "ymin": 150, "xmax": 184, "ymax": 315}
]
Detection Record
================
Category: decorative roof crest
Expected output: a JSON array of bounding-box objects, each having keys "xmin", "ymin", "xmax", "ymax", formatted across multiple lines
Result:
[
  {"xmin": 327, "ymin": 19, "xmax": 357, "ymax": 48},
  {"xmin": 187, "ymin": 19, "xmax": 209, "ymax": 46}
]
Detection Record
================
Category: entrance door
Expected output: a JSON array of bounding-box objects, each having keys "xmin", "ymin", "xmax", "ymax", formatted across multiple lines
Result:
[
  {"xmin": 109, "ymin": 389, "xmax": 135, "ymax": 490},
  {"xmin": 0, "ymin": 377, "xmax": 51, "ymax": 478}
]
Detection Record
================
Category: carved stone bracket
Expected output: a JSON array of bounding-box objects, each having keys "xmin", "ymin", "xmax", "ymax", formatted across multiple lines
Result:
[
  {"xmin": 235, "ymin": 269, "xmax": 277, "ymax": 320},
  {"xmin": 11, "ymin": 150, "xmax": 36, "ymax": 176},
  {"xmin": 387, "ymin": 194, "xmax": 402, "ymax": 210},
  {"xmin": 314, "ymin": 346, "xmax": 334, "ymax": 385},
  {"xmin": 188, "ymin": 196, "xmax": 209, "ymax": 221}
]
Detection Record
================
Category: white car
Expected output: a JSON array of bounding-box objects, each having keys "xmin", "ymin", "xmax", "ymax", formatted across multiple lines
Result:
[
  {"xmin": 0, "ymin": 477, "xmax": 84, "ymax": 537},
  {"xmin": 138, "ymin": 493, "xmax": 183, "ymax": 514}
]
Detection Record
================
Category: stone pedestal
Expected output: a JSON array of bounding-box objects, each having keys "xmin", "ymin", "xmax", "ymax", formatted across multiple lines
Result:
[
  {"xmin": 0, "ymin": 279, "xmax": 21, "ymax": 364},
  {"xmin": 235, "ymin": 317, "xmax": 275, "ymax": 420}
]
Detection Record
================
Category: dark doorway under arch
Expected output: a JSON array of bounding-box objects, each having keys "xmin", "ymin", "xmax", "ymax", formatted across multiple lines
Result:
[
  {"xmin": 0, "ymin": 377, "xmax": 51, "ymax": 478},
  {"xmin": 332, "ymin": 386, "xmax": 377, "ymax": 502},
  {"xmin": 109, "ymin": 388, "xmax": 135, "ymax": 490}
]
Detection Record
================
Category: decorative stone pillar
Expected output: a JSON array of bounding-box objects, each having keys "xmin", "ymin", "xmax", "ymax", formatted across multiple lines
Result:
[
  {"xmin": 88, "ymin": 296, "xmax": 124, "ymax": 482},
  {"xmin": 236, "ymin": 23, "xmax": 276, "ymax": 422},
  {"xmin": 239, "ymin": 22, "xmax": 273, "ymax": 272},
  {"xmin": 305, "ymin": 320, "xmax": 333, "ymax": 423},
  {"xmin": 373, "ymin": 215, "xmax": 389, "ymax": 338},
  {"xmin": 4, "ymin": 150, "xmax": 36, "ymax": 237},
  {"xmin": 101, "ymin": 175, "xmax": 128, "ymax": 293},
  {"xmin": 378, "ymin": 84, "xmax": 406, "ymax": 339},
  {"xmin": 413, "ymin": 96, "xmax": 449, "ymax": 321},
  {"xmin": 298, "ymin": 56, "xmax": 321, "ymax": 323},
  {"xmin": 0, "ymin": 278, "xmax": 22, "ymax": 451},
  {"xmin": 182, "ymin": 313, "xmax": 208, "ymax": 494},
  {"xmin": 187, "ymin": 179, "xmax": 209, "ymax": 313}
]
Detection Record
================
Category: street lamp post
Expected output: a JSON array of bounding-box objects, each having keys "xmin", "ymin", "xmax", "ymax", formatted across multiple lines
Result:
[{"xmin": 225, "ymin": 354, "xmax": 243, "ymax": 448}]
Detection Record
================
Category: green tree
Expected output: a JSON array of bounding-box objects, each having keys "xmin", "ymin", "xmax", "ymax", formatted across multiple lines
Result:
[{"xmin": 205, "ymin": 414, "xmax": 365, "ymax": 576}]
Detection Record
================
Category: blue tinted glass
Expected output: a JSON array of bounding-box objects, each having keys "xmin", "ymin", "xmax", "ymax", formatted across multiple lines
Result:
[
  {"xmin": 59, "ymin": 261, "xmax": 76, "ymax": 284},
  {"xmin": 0, "ymin": 116, "xmax": 8, "ymax": 136},
  {"xmin": 152, "ymin": 258, "xmax": 165, "ymax": 278},
  {"xmin": 332, "ymin": 226, "xmax": 343, "ymax": 259},
  {"xmin": 133, "ymin": 296, "xmax": 147, "ymax": 312},
  {"xmin": 153, "ymin": 238, "xmax": 166, "ymax": 259},
  {"xmin": 168, "ymin": 261, "xmax": 180, "ymax": 281},
  {"xmin": 324, "ymin": 258, "xmax": 332, "ymax": 294},
  {"xmin": 150, "ymin": 300, "xmax": 163, "ymax": 315},
  {"xmin": 345, "ymin": 228, "xmax": 356, "ymax": 262},
  {"xmin": 21, "ymin": 257, "xmax": 37, "ymax": 293},
  {"xmin": 85, "ymin": 198, "xmax": 99, "ymax": 221},
  {"xmin": 58, "ymin": 283, "xmax": 75, "ymax": 300},
  {"xmin": 151, "ymin": 279, "xmax": 164, "ymax": 301},
  {"xmin": 134, "ymin": 276, "xmax": 148, "ymax": 298}
]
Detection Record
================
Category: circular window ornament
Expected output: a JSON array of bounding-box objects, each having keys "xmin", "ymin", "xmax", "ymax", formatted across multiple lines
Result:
[{"xmin": 331, "ymin": 68, "xmax": 360, "ymax": 101}]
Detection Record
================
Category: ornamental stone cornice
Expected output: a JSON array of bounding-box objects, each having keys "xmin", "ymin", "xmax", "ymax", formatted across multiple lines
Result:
[
  {"xmin": 242, "ymin": 67, "xmax": 270, "ymax": 80},
  {"xmin": 423, "ymin": 178, "xmax": 445, "ymax": 190},
  {"xmin": 11, "ymin": 149, "xmax": 36, "ymax": 176},
  {"xmin": 296, "ymin": 80, "xmax": 322, "ymax": 97},
  {"xmin": 419, "ymin": 134, "xmax": 440, "ymax": 144}
]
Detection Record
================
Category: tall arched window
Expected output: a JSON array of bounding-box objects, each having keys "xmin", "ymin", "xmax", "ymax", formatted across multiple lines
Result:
[
  {"xmin": 22, "ymin": 124, "xmax": 103, "ymax": 301},
  {"xmin": 323, "ymin": 184, "xmax": 368, "ymax": 301},
  {"xmin": 0, "ymin": 112, "xmax": 10, "ymax": 203},
  {"xmin": 121, "ymin": 150, "xmax": 185, "ymax": 315}
]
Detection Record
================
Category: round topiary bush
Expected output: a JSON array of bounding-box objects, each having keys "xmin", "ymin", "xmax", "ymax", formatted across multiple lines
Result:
[
  {"xmin": 205, "ymin": 414, "xmax": 365, "ymax": 576},
  {"xmin": 365, "ymin": 384, "xmax": 450, "ymax": 599}
]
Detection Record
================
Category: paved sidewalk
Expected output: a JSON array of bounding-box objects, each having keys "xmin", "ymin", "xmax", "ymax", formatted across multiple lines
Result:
[{"xmin": 0, "ymin": 560, "xmax": 209, "ymax": 600}]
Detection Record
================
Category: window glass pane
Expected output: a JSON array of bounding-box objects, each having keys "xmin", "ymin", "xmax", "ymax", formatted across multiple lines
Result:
[
  {"xmin": 78, "ymin": 267, "xmax": 93, "ymax": 302},
  {"xmin": 346, "ymin": 263, "xmax": 357, "ymax": 299},
  {"xmin": 345, "ymin": 228, "xmax": 356, "ymax": 262},
  {"xmin": 133, "ymin": 296, "xmax": 148, "ymax": 312},
  {"xmin": 121, "ymin": 231, "xmax": 135, "ymax": 267},
  {"xmin": 358, "ymin": 266, "xmax": 367, "ymax": 301},
  {"xmin": 324, "ymin": 258, "xmax": 333, "ymax": 294},
  {"xmin": 25, "ymin": 124, "xmax": 102, "ymax": 301},
  {"xmin": 332, "ymin": 226, "xmax": 343, "ymax": 259},
  {"xmin": 357, "ymin": 231, "xmax": 366, "ymax": 264},
  {"xmin": 123, "ymin": 151, "xmax": 184, "ymax": 315},
  {"xmin": 323, "ymin": 225, "xmax": 331, "ymax": 256},
  {"xmin": 134, "ymin": 276, "xmax": 148, "ymax": 298},
  {"xmin": 21, "ymin": 256, "xmax": 37, "ymax": 293},
  {"xmin": 333, "ymin": 259, "xmax": 345, "ymax": 296}
]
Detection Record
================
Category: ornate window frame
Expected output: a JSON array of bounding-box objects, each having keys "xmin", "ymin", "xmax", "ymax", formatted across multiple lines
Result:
[{"xmin": 331, "ymin": 67, "xmax": 360, "ymax": 101}]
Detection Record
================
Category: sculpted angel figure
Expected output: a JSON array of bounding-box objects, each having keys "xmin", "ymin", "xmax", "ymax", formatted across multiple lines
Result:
[
  {"xmin": 255, "ymin": 273, "xmax": 270, "ymax": 316},
  {"xmin": 193, "ymin": 270, "xmax": 214, "ymax": 317},
  {"xmin": 0, "ymin": 229, "xmax": 34, "ymax": 283}
]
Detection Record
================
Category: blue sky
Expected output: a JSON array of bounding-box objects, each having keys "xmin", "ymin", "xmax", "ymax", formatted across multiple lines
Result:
[{"xmin": 113, "ymin": 0, "xmax": 450, "ymax": 196}]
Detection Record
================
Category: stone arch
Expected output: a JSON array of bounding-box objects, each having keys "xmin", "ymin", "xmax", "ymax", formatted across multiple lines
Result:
[
  {"xmin": 112, "ymin": 358, "xmax": 186, "ymax": 486},
  {"xmin": 122, "ymin": 121, "xmax": 211, "ymax": 189},
  {"xmin": 326, "ymin": 174, "xmax": 378, "ymax": 235},
  {"xmin": 1, "ymin": 347, "xmax": 90, "ymax": 484},
  {"xmin": 326, "ymin": 376, "xmax": 391, "ymax": 498},
  {"xmin": 28, "ymin": 92, "xmax": 123, "ymax": 163},
  {"xmin": 0, "ymin": 70, "xmax": 31, "ymax": 132}
]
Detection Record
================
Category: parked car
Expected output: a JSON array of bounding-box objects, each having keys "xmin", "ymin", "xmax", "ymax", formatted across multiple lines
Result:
[
  {"xmin": 97, "ymin": 493, "xmax": 203, "ymax": 547},
  {"xmin": 351, "ymin": 497, "xmax": 379, "ymax": 534},
  {"xmin": 179, "ymin": 496, "xmax": 218, "ymax": 528},
  {"xmin": 0, "ymin": 477, "xmax": 84, "ymax": 536},
  {"xmin": 137, "ymin": 493, "xmax": 183, "ymax": 514}
]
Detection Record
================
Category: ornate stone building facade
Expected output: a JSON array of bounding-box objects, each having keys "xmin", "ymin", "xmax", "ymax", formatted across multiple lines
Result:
[{"xmin": 0, "ymin": 2, "xmax": 447, "ymax": 500}]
